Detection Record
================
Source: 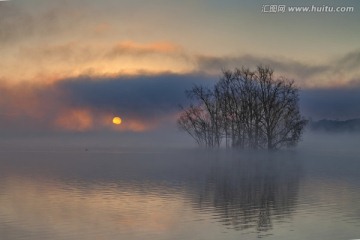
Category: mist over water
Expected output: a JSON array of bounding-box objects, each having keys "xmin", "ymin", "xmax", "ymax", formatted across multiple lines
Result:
[{"xmin": 0, "ymin": 132, "xmax": 360, "ymax": 240}]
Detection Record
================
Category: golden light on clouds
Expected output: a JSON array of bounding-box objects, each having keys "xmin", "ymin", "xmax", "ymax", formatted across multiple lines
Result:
[
  {"xmin": 112, "ymin": 116, "xmax": 122, "ymax": 125},
  {"xmin": 1, "ymin": 40, "xmax": 193, "ymax": 84},
  {"xmin": 110, "ymin": 41, "xmax": 182, "ymax": 55},
  {"xmin": 54, "ymin": 109, "xmax": 93, "ymax": 132}
]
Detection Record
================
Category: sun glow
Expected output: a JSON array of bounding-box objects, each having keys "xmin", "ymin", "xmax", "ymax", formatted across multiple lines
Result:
[{"xmin": 112, "ymin": 117, "xmax": 122, "ymax": 125}]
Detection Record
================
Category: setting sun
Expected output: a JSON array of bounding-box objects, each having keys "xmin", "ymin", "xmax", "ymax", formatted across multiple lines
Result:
[{"xmin": 112, "ymin": 117, "xmax": 122, "ymax": 125}]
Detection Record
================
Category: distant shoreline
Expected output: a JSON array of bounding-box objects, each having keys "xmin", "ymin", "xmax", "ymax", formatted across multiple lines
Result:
[{"xmin": 309, "ymin": 118, "xmax": 360, "ymax": 133}]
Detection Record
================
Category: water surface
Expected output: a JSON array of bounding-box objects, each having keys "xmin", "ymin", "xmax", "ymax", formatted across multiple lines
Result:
[{"xmin": 0, "ymin": 136, "xmax": 360, "ymax": 239}]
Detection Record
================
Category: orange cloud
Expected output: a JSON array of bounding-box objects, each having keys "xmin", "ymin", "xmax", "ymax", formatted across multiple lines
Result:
[
  {"xmin": 54, "ymin": 109, "xmax": 94, "ymax": 132},
  {"xmin": 121, "ymin": 119, "xmax": 151, "ymax": 132},
  {"xmin": 4, "ymin": 40, "xmax": 192, "ymax": 84},
  {"xmin": 108, "ymin": 40, "xmax": 183, "ymax": 57},
  {"xmin": 0, "ymin": 82, "xmax": 57, "ymax": 121}
]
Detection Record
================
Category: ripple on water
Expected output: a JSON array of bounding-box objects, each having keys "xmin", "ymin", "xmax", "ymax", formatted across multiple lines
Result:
[{"xmin": 0, "ymin": 149, "xmax": 359, "ymax": 240}]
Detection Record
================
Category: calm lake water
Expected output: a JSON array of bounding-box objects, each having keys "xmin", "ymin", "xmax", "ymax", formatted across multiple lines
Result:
[{"xmin": 1, "ymin": 134, "xmax": 360, "ymax": 239}]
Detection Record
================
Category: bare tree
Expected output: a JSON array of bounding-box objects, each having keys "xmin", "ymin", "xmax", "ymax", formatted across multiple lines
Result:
[
  {"xmin": 256, "ymin": 67, "xmax": 307, "ymax": 149},
  {"xmin": 178, "ymin": 85, "xmax": 222, "ymax": 148},
  {"xmin": 178, "ymin": 66, "xmax": 307, "ymax": 150}
]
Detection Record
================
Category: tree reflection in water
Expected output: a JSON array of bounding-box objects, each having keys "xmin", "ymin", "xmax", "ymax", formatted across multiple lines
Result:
[{"xmin": 191, "ymin": 153, "xmax": 302, "ymax": 235}]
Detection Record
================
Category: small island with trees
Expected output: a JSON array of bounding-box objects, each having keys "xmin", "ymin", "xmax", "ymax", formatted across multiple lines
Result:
[{"xmin": 178, "ymin": 66, "xmax": 308, "ymax": 150}]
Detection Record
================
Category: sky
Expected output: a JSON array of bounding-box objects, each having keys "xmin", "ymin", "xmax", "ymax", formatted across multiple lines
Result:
[{"xmin": 1, "ymin": 0, "xmax": 360, "ymax": 143}]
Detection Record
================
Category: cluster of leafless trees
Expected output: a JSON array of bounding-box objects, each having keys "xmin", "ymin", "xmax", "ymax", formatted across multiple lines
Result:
[{"xmin": 178, "ymin": 66, "xmax": 307, "ymax": 150}]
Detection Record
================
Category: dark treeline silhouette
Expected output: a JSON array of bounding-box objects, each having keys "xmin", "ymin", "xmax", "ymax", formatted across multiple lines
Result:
[
  {"xmin": 178, "ymin": 66, "xmax": 307, "ymax": 150},
  {"xmin": 310, "ymin": 118, "xmax": 360, "ymax": 132}
]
